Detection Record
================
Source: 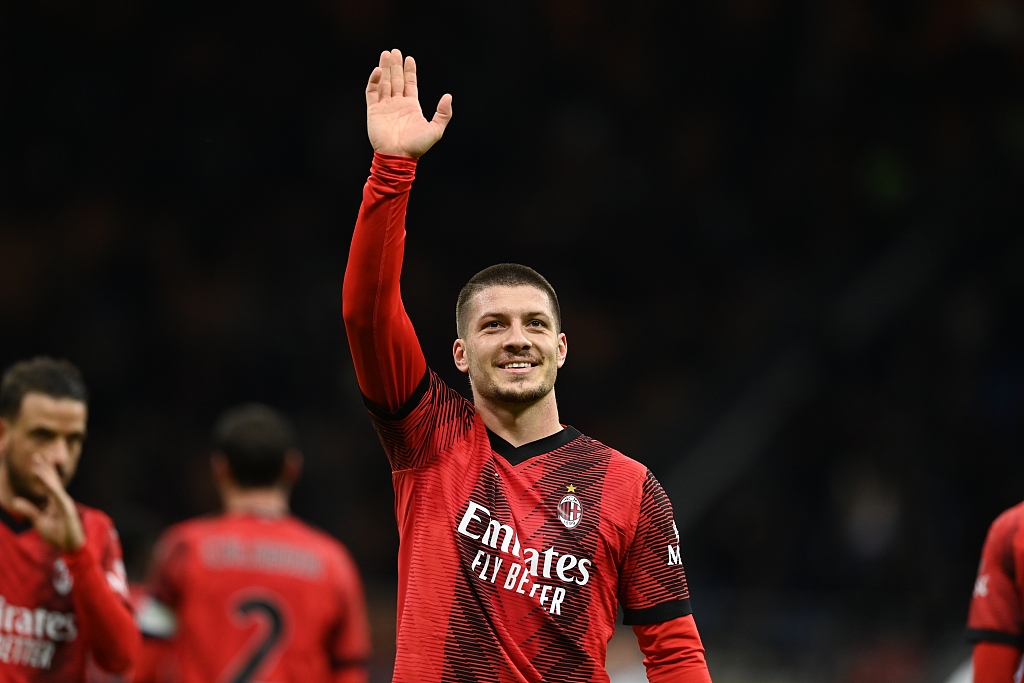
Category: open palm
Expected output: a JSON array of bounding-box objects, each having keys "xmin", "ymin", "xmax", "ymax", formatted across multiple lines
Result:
[{"xmin": 366, "ymin": 49, "xmax": 452, "ymax": 158}]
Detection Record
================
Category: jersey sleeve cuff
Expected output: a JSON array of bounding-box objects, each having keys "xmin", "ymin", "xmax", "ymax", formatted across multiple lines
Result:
[
  {"xmin": 370, "ymin": 152, "xmax": 418, "ymax": 190},
  {"xmin": 363, "ymin": 370, "xmax": 431, "ymax": 421},
  {"xmin": 622, "ymin": 598, "xmax": 693, "ymax": 625},
  {"xmin": 967, "ymin": 628, "xmax": 1024, "ymax": 648}
]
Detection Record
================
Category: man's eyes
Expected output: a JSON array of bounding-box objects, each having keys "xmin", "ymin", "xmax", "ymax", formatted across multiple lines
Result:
[
  {"xmin": 481, "ymin": 319, "xmax": 547, "ymax": 329},
  {"xmin": 28, "ymin": 429, "xmax": 57, "ymax": 442},
  {"xmin": 27, "ymin": 429, "xmax": 83, "ymax": 446}
]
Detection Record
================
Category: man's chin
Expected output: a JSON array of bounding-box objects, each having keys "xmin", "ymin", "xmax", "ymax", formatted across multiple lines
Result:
[{"xmin": 486, "ymin": 380, "xmax": 553, "ymax": 405}]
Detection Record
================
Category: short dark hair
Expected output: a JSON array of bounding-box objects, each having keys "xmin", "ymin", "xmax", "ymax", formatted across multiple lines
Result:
[
  {"xmin": 455, "ymin": 264, "xmax": 561, "ymax": 338},
  {"xmin": 213, "ymin": 404, "xmax": 297, "ymax": 488},
  {"xmin": 0, "ymin": 357, "xmax": 89, "ymax": 420}
]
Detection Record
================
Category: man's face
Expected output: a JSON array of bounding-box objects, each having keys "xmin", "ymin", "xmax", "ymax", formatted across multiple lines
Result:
[
  {"xmin": 454, "ymin": 285, "xmax": 567, "ymax": 406},
  {"xmin": 0, "ymin": 394, "xmax": 87, "ymax": 505}
]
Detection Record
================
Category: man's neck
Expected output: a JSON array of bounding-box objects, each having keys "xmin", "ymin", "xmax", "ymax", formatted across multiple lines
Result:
[
  {"xmin": 220, "ymin": 486, "xmax": 290, "ymax": 517},
  {"xmin": 473, "ymin": 389, "xmax": 562, "ymax": 448}
]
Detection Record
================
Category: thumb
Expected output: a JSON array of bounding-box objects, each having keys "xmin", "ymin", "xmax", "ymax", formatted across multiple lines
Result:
[
  {"xmin": 431, "ymin": 93, "xmax": 453, "ymax": 130},
  {"xmin": 10, "ymin": 496, "xmax": 42, "ymax": 523}
]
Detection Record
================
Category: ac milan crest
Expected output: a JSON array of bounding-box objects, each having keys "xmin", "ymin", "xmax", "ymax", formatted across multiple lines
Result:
[
  {"xmin": 53, "ymin": 558, "xmax": 73, "ymax": 595},
  {"xmin": 558, "ymin": 494, "xmax": 583, "ymax": 529}
]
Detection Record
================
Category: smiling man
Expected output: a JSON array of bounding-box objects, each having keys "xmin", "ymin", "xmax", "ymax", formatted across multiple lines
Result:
[
  {"xmin": 0, "ymin": 357, "xmax": 139, "ymax": 682},
  {"xmin": 342, "ymin": 50, "xmax": 712, "ymax": 683}
]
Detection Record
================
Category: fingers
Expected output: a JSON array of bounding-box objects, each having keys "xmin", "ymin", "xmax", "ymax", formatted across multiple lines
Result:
[
  {"xmin": 431, "ymin": 93, "xmax": 454, "ymax": 131},
  {"xmin": 365, "ymin": 67, "xmax": 383, "ymax": 106},
  {"xmin": 378, "ymin": 50, "xmax": 392, "ymax": 100},
  {"xmin": 24, "ymin": 454, "xmax": 85, "ymax": 552},
  {"xmin": 373, "ymin": 49, "xmax": 413, "ymax": 103},
  {"xmin": 29, "ymin": 454, "xmax": 72, "ymax": 509},
  {"xmin": 404, "ymin": 55, "xmax": 418, "ymax": 99},
  {"xmin": 388, "ymin": 48, "xmax": 404, "ymax": 100},
  {"xmin": 10, "ymin": 496, "xmax": 42, "ymax": 522}
]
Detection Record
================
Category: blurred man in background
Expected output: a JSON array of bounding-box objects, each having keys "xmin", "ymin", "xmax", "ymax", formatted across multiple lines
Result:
[
  {"xmin": 343, "ymin": 49, "xmax": 711, "ymax": 682},
  {"xmin": 966, "ymin": 503, "xmax": 1024, "ymax": 682},
  {"xmin": 133, "ymin": 404, "xmax": 370, "ymax": 683},
  {"xmin": 0, "ymin": 357, "xmax": 140, "ymax": 682}
]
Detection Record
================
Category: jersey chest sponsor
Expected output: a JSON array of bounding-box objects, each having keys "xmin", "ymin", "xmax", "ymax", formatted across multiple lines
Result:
[
  {"xmin": 0, "ymin": 593, "xmax": 77, "ymax": 671},
  {"xmin": 455, "ymin": 499, "xmax": 594, "ymax": 616}
]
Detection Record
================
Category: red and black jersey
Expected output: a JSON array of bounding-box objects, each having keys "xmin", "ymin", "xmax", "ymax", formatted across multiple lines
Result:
[
  {"xmin": 343, "ymin": 152, "xmax": 709, "ymax": 683},
  {"xmin": 0, "ymin": 503, "xmax": 131, "ymax": 682},
  {"xmin": 968, "ymin": 501, "xmax": 1024, "ymax": 649},
  {"xmin": 369, "ymin": 371, "xmax": 692, "ymax": 682},
  {"xmin": 142, "ymin": 512, "xmax": 370, "ymax": 683}
]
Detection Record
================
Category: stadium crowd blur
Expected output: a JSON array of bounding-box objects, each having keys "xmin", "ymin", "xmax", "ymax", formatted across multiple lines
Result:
[{"xmin": 2, "ymin": 0, "xmax": 1024, "ymax": 681}]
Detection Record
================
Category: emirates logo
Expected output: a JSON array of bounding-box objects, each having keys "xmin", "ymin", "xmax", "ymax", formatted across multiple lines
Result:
[{"xmin": 558, "ymin": 495, "xmax": 583, "ymax": 529}]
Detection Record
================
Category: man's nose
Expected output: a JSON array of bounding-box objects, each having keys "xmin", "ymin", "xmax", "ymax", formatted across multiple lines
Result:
[
  {"xmin": 45, "ymin": 439, "xmax": 71, "ymax": 470},
  {"xmin": 504, "ymin": 322, "xmax": 532, "ymax": 350}
]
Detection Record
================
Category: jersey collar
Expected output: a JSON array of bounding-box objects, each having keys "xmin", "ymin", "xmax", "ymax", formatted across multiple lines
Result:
[
  {"xmin": 488, "ymin": 426, "xmax": 582, "ymax": 466},
  {"xmin": 0, "ymin": 503, "xmax": 32, "ymax": 534}
]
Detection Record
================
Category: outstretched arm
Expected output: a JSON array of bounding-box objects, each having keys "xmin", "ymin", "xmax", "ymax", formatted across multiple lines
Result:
[{"xmin": 342, "ymin": 49, "xmax": 452, "ymax": 411}]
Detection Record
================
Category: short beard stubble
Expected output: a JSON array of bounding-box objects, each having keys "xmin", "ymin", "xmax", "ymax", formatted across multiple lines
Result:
[
  {"xmin": 471, "ymin": 365, "xmax": 558, "ymax": 407},
  {"xmin": 4, "ymin": 454, "xmax": 55, "ymax": 507}
]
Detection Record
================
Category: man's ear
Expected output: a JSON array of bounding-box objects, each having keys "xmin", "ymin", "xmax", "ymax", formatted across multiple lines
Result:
[
  {"xmin": 453, "ymin": 339, "xmax": 470, "ymax": 374},
  {"xmin": 556, "ymin": 332, "xmax": 568, "ymax": 368},
  {"xmin": 281, "ymin": 450, "xmax": 303, "ymax": 487},
  {"xmin": 210, "ymin": 452, "xmax": 232, "ymax": 488}
]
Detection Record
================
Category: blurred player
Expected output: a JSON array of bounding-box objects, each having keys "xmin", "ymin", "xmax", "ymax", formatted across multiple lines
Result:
[
  {"xmin": 0, "ymin": 357, "xmax": 140, "ymax": 681},
  {"xmin": 966, "ymin": 503, "xmax": 1024, "ymax": 682},
  {"xmin": 134, "ymin": 404, "xmax": 370, "ymax": 683},
  {"xmin": 342, "ymin": 49, "xmax": 713, "ymax": 682}
]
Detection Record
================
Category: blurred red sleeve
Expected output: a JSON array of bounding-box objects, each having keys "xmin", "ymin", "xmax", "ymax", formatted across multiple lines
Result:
[
  {"xmin": 131, "ymin": 637, "xmax": 175, "ymax": 683},
  {"xmin": 973, "ymin": 641, "xmax": 1022, "ymax": 683},
  {"xmin": 329, "ymin": 545, "xmax": 370, "ymax": 683},
  {"xmin": 63, "ymin": 542, "xmax": 141, "ymax": 674}
]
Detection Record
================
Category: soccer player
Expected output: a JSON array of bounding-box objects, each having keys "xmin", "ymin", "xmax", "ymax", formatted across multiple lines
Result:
[
  {"xmin": 134, "ymin": 404, "xmax": 371, "ymax": 683},
  {"xmin": 0, "ymin": 357, "xmax": 140, "ymax": 681},
  {"xmin": 342, "ymin": 49, "xmax": 713, "ymax": 682},
  {"xmin": 966, "ymin": 503, "xmax": 1024, "ymax": 682}
]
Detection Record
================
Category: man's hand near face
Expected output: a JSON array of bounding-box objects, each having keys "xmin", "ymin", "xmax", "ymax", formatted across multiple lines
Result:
[
  {"xmin": 0, "ymin": 359, "xmax": 141, "ymax": 679},
  {"xmin": 9, "ymin": 454, "xmax": 85, "ymax": 552}
]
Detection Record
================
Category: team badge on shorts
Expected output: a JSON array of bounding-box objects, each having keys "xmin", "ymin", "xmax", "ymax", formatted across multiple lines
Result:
[{"xmin": 558, "ymin": 494, "xmax": 583, "ymax": 529}]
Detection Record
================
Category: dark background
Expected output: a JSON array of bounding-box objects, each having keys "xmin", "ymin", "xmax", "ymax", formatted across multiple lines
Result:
[{"xmin": 2, "ymin": 1, "xmax": 1023, "ymax": 681}]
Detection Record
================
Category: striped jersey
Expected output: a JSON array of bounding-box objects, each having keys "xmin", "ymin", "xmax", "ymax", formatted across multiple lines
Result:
[{"xmin": 368, "ymin": 370, "xmax": 692, "ymax": 683}]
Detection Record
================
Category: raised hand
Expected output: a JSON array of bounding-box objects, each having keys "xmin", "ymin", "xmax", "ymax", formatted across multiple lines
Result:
[
  {"xmin": 10, "ymin": 454, "xmax": 86, "ymax": 553},
  {"xmin": 366, "ymin": 49, "xmax": 452, "ymax": 158}
]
